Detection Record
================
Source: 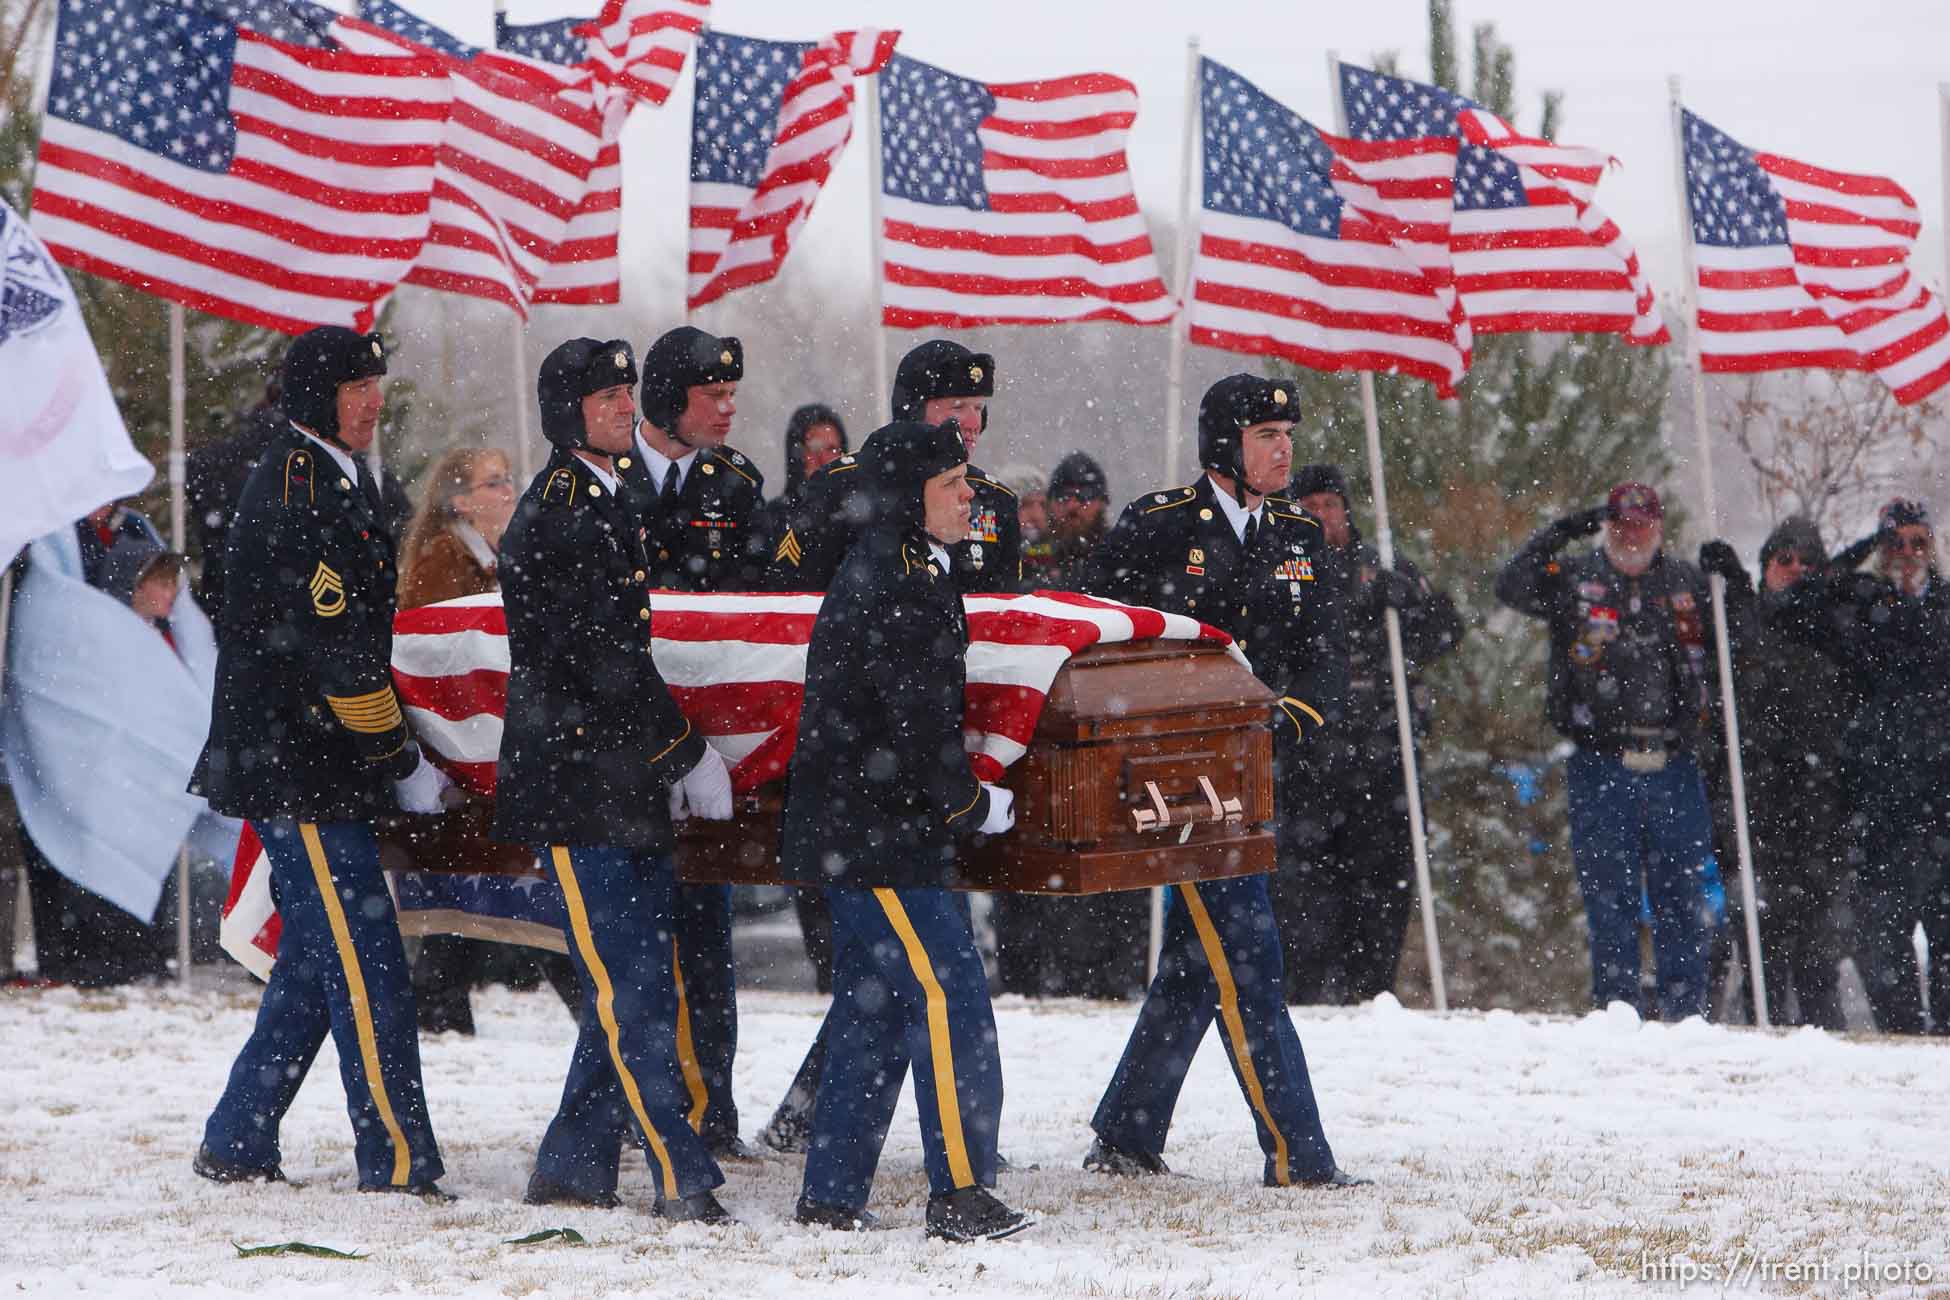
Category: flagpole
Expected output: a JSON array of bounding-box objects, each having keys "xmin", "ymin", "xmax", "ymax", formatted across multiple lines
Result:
[
  {"xmin": 168, "ymin": 303, "xmax": 192, "ymax": 984},
  {"xmin": 863, "ymin": 66, "xmax": 890, "ymax": 418},
  {"xmin": 1147, "ymin": 35, "xmax": 1202, "ymax": 984},
  {"xmin": 1327, "ymin": 51, "xmax": 1446, "ymax": 1012},
  {"xmin": 1669, "ymin": 75, "xmax": 1768, "ymax": 1029},
  {"xmin": 511, "ymin": 315, "xmax": 534, "ymax": 485}
]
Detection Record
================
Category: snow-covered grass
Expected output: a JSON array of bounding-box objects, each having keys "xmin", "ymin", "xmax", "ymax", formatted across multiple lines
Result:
[{"xmin": 3, "ymin": 980, "xmax": 1947, "ymax": 1298}]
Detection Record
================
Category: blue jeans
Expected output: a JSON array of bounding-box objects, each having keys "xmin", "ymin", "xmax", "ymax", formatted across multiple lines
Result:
[
  {"xmin": 802, "ymin": 886, "xmax": 1001, "ymax": 1211},
  {"xmin": 1566, "ymin": 749, "xmax": 1713, "ymax": 1020},
  {"xmin": 203, "ymin": 820, "xmax": 442, "ymax": 1188}
]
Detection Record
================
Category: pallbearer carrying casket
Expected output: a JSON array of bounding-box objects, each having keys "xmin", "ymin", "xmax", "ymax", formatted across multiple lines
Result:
[
  {"xmin": 191, "ymin": 327, "xmax": 453, "ymax": 1197},
  {"xmin": 495, "ymin": 338, "xmax": 739, "ymax": 1224},
  {"xmin": 1076, "ymin": 374, "xmax": 1369, "ymax": 1190},
  {"xmin": 782, "ymin": 419, "xmax": 1032, "ymax": 1242}
]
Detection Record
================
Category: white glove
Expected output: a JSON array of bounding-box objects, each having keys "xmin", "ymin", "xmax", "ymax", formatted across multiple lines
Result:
[
  {"xmin": 672, "ymin": 745, "xmax": 734, "ymax": 821},
  {"xmin": 394, "ymin": 752, "xmax": 452, "ymax": 814},
  {"xmin": 976, "ymin": 783, "xmax": 1015, "ymax": 835}
]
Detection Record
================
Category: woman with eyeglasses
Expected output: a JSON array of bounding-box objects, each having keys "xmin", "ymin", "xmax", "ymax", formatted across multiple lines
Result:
[
  {"xmin": 397, "ymin": 447, "xmax": 581, "ymax": 1035},
  {"xmin": 1778, "ymin": 499, "xmax": 1950, "ymax": 1035}
]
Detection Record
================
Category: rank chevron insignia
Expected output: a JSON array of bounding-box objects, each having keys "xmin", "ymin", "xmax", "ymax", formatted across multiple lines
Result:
[
  {"xmin": 309, "ymin": 561, "xmax": 346, "ymax": 617},
  {"xmin": 775, "ymin": 527, "xmax": 803, "ymax": 566}
]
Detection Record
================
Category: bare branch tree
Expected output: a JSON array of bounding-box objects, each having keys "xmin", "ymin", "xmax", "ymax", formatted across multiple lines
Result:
[{"xmin": 1718, "ymin": 369, "xmax": 1938, "ymax": 534}]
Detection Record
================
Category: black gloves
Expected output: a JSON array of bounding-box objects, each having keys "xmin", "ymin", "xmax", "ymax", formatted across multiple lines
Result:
[
  {"xmin": 1697, "ymin": 540, "xmax": 1751, "ymax": 591},
  {"xmin": 1549, "ymin": 505, "xmax": 1609, "ymax": 544},
  {"xmin": 1831, "ymin": 529, "xmax": 1889, "ymax": 574},
  {"xmin": 1373, "ymin": 567, "xmax": 1425, "ymax": 610}
]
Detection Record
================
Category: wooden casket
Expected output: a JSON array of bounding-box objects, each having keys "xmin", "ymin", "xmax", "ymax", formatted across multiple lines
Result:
[{"xmin": 676, "ymin": 637, "xmax": 1275, "ymax": 895}]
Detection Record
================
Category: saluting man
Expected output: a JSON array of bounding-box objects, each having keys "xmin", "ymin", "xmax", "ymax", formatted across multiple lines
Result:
[
  {"xmin": 783, "ymin": 419, "xmax": 1031, "ymax": 1242},
  {"xmin": 764, "ymin": 340, "xmax": 1021, "ymax": 594},
  {"xmin": 610, "ymin": 324, "xmax": 761, "ymax": 1160},
  {"xmin": 496, "ymin": 338, "xmax": 739, "ymax": 1224},
  {"xmin": 192, "ymin": 326, "xmax": 452, "ymax": 1197},
  {"xmin": 1076, "ymin": 374, "xmax": 1367, "ymax": 1190}
]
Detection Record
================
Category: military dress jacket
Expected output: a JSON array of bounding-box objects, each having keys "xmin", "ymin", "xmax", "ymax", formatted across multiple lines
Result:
[
  {"xmin": 1077, "ymin": 474, "xmax": 1347, "ymax": 750},
  {"xmin": 780, "ymin": 528, "xmax": 997, "ymax": 890},
  {"xmin": 492, "ymin": 449, "xmax": 706, "ymax": 851},
  {"xmin": 763, "ymin": 455, "xmax": 1022, "ymax": 594},
  {"xmin": 189, "ymin": 425, "xmax": 417, "ymax": 823},
  {"xmin": 1325, "ymin": 533, "xmax": 1463, "ymax": 750},
  {"xmin": 617, "ymin": 443, "xmax": 766, "ymax": 592}
]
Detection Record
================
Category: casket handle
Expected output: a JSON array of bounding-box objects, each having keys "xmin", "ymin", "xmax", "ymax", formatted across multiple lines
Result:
[{"xmin": 1130, "ymin": 777, "xmax": 1245, "ymax": 832}]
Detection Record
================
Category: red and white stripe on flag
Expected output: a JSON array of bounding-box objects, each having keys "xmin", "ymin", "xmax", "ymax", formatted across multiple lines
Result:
[
  {"xmin": 876, "ymin": 55, "xmax": 1174, "ymax": 328},
  {"xmin": 1189, "ymin": 59, "xmax": 1469, "ymax": 397},
  {"xmin": 389, "ymin": 590, "xmax": 1239, "ymax": 796},
  {"xmin": 534, "ymin": 90, "xmax": 627, "ymax": 306},
  {"xmin": 333, "ymin": 17, "xmax": 605, "ymax": 318},
  {"xmin": 585, "ymin": 0, "xmax": 710, "ymax": 108},
  {"xmin": 31, "ymin": 15, "xmax": 451, "ymax": 335},
  {"xmin": 1337, "ymin": 64, "xmax": 1667, "ymax": 345},
  {"xmin": 1683, "ymin": 109, "xmax": 1950, "ymax": 405},
  {"xmin": 687, "ymin": 29, "xmax": 899, "ymax": 310}
]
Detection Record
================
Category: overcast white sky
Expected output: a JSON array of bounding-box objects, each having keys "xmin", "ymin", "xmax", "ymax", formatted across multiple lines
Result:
[{"xmin": 400, "ymin": 0, "xmax": 1950, "ymax": 325}]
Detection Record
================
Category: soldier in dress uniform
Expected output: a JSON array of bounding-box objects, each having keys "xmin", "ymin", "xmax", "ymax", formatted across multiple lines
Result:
[
  {"xmin": 1076, "ymin": 374, "xmax": 1367, "ymax": 1190},
  {"xmin": 191, "ymin": 326, "xmax": 453, "ymax": 1196},
  {"xmin": 783, "ymin": 418, "xmax": 1031, "ymax": 1242},
  {"xmin": 607, "ymin": 325, "xmax": 760, "ymax": 1160},
  {"xmin": 497, "ymin": 337, "xmax": 739, "ymax": 1224},
  {"xmin": 764, "ymin": 339, "xmax": 1021, "ymax": 594},
  {"xmin": 757, "ymin": 340, "xmax": 1023, "ymax": 1154}
]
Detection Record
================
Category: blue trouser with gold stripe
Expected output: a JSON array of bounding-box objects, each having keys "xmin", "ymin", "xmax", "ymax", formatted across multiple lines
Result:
[
  {"xmin": 202, "ymin": 820, "xmax": 442, "ymax": 1188},
  {"xmin": 1091, "ymin": 875, "xmax": 1336, "ymax": 1185},
  {"xmin": 803, "ymin": 886, "xmax": 1001, "ymax": 1212},
  {"xmin": 530, "ymin": 845, "xmax": 723, "ymax": 1202},
  {"xmin": 671, "ymin": 881, "xmax": 739, "ymax": 1144}
]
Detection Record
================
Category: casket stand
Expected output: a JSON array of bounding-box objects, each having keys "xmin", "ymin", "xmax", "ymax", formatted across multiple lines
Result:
[{"xmin": 376, "ymin": 638, "xmax": 1275, "ymax": 895}]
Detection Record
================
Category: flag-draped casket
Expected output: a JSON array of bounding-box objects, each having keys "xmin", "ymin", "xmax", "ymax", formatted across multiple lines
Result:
[{"xmin": 386, "ymin": 591, "xmax": 1275, "ymax": 893}]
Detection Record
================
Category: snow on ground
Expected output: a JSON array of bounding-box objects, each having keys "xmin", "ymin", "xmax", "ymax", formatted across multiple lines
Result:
[{"xmin": 3, "ymin": 980, "xmax": 1948, "ymax": 1299}]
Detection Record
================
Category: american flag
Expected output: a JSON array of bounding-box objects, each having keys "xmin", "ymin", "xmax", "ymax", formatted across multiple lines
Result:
[
  {"xmin": 1339, "ymin": 64, "xmax": 1668, "ymax": 345},
  {"xmin": 221, "ymin": 589, "xmax": 1238, "ymax": 977},
  {"xmin": 30, "ymin": 0, "xmax": 450, "ymax": 334},
  {"xmin": 584, "ymin": 0, "xmax": 710, "ymax": 109},
  {"xmin": 875, "ymin": 53, "xmax": 1173, "ymax": 328},
  {"xmin": 495, "ymin": 11, "xmax": 627, "ymax": 306},
  {"xmin": 1189, "ymin": 58, "xmax": 1469, "ymax": 397},
  {"xmin": 688, "ymin": 29, "xmax": 898, "ymax": 310},
  {"xmin": 1682, "ymin": 109, "xmax": 1950, "ymax": 405},
  {"xmin": 340, "ymin": 2, "xmax": 605, "ymax": 317}
]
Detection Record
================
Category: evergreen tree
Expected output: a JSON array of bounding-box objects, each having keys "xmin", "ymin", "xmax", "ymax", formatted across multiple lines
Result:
[{"xmin": 1281, "ymin": 3, "xmax": 1677, "ymax": 1011}]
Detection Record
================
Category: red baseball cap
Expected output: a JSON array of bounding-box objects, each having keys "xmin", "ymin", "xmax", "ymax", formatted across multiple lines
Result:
[{"xmin": 1607, "ymin": 482, "xmax": 1663, "ymax": 523}]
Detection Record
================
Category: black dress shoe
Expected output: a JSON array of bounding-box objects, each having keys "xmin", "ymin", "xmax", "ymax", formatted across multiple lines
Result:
[
  {"xmin": 361, "ymin": 1181, "xmax": 459, "ymax": 1202},
  {"xmin": 192, "ymin": 1144, "xmax": 288, "ymax": 1186},
  {"xmin": 924, "ymin": 1187, "xmax": 1033, "ymax": 1243},
  {"xmin": 706, "ymin": 1134, "xmax": 758, "ymax": 1162},
  {"xmin": 758, "ymin": 1107, "xmax": 812, "ymax": 1155},
  {"xmin": 1082, "ymin": 1137, "xmax": 1171, "ymax": 1177},
  {"xmin": 793, "ymin": 1197, "xmax": 882, "ymax": 1231},
  {"xmin": 655, "ymin": 1191, "xmax": 735, "ymax": 1225},
  {"xmin": 522, "ymin": 1172, "xmax": 621, "ymax": 1209},
  {"xmin": 1267, "ymin": 1166, "xmax": 1372, "ymax": 1189}
]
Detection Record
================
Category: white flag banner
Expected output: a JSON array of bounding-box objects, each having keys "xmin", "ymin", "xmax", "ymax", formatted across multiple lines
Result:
[{"xmin": 0, "ymin": 198, "xmax": 153, "ymax": 571}]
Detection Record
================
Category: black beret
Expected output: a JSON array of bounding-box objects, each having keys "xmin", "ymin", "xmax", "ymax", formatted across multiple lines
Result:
[
  {"xmin": 283, "ymin": 326, "xmax": 386, "ymax": 437},
  {"xmin": 538, "ymin": 338, "xmax": 638, "ymax": 448},
  {"xmin": 892, "ymin": 339, "xmax": 995, "ymax": 421},
  {"xmin": 1197, "ymin": 373, "xmax": 1295, "ymax": 473},
  {"xmin": 862, "ymin": 419, "xmax": 969, "ymax": 534},
  {"xmin": 641, "ymin": 326, "xmax": 743, "ymax": 430}
]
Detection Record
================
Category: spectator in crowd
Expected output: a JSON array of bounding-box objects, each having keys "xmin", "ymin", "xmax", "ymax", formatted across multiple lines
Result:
[
  {"xmin": 1042, "ymin": 452, "xmax": 1112, "ymax": 590},
  {"xmin": 765, "ymin": 403, "xmax": 849, "ymax": 993},
  {"xmin": 395, "ymin": 447, "xmax": 581, "ymax": 1035},
  {"xmin": 1699, "ymin": 519, "xmax": 1849, "ymax": 1029},
  {"xmin": 999, "ymin": 464, "xmax": 1053, "ymax": 585},
  {"xmin": 16, "ymin": 503, "xmax": 175, "ymax": 987},
  {"xmin": 1777, "ymin": 500, "xmax": 1950, "ymax": 1034},
  {"xmin": 1496, "ymin": 483, "xmax": 1722, "ymax": 1021},
  {"xmin": 1277, "ymin": 464, "xmax": 1463, "ymax": 1005},
  {"xmin": 186, "ymin": 369, "xmax": 283, "ymax": 628}
]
